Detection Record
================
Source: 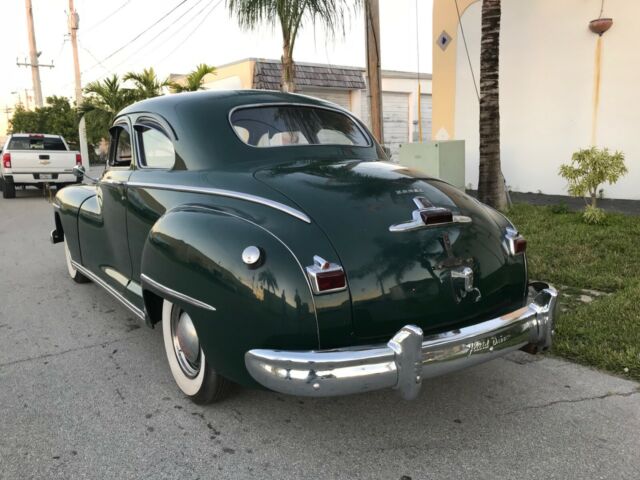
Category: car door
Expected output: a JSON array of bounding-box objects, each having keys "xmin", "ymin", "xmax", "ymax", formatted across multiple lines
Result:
[
  {"xmin": 78, "ymin": 120, "xmax": 134, "ymax": 294},
  {"xmin": 125, "ymin": 116, "xmax": 178, "ymax": 303}
]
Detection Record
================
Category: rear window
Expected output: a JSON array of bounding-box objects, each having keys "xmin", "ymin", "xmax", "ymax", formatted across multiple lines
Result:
[
  {"xmin": 8, "ymin": 136, "xmax": 67, "ymax": 151},
  {"xmin": 230, "ymin": 105, "xmax": 370, "ymax": 148}
]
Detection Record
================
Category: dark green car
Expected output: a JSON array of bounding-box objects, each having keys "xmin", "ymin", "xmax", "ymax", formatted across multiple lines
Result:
[{"xmin": 51, "ymin": 90, "xmax": 557, "ymax": 404}]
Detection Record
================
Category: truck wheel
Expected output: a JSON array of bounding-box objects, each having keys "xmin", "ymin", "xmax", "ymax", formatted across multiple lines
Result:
[
  {"xmin": 2, "ymin": 178, "xmax": 15, "ymax": 199},
  {"xmin": 64, "ymin": 240, "xmax": 90, "ymax": 283},
  {"xmin": 162, "ymin": 299, "xmax": 231, "ymax": 404}
]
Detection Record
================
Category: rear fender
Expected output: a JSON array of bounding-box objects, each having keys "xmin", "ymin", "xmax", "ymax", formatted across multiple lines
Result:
[{"xmin": 140, "ymin": 205, "xmax": 318, "ymax": 387}]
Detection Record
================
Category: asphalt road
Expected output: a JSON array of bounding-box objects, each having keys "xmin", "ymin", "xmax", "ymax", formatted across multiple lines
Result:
[{"xmin": 1, "ymin": 185, "xmax": 639, "ymax": 480}]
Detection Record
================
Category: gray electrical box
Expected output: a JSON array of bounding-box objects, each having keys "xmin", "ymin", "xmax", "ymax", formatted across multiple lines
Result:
[{"xmin": 398, "ymin": 140, "xmax": 466, "ymax": 189}]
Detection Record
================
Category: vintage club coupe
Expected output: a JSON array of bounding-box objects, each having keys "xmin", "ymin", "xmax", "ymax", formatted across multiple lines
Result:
[{"xmin": 51, "ymin": 91, "xmax": 557, "ymax": 404}]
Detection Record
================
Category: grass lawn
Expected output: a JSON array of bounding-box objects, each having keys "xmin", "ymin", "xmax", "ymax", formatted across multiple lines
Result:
[{"xmin": 508, "ymin": 203, "xmax": 640, "ymax": 381}]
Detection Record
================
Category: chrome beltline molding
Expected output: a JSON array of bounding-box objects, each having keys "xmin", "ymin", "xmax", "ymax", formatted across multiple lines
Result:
[
  {"xmin": 70, "ymin": 260, "xmax": 145, "ymax": 321},
  {"xmin": 140, "ymin": 274, "xmax": 216, "ymax": 312},
  {"xmin": 126, "ymin": 181, "xmax": 312, "ymax": 224}
]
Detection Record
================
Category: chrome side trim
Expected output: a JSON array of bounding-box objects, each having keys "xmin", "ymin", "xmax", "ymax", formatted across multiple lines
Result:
[
  {"xmin": 140, "ymin": 274, "xmax": 216, "ymax": 312},
  {"xmin": 245, "ymin": 283, "xmax": 558, "ymax": 399},
  {"xmin": 127, "ymin": 181, "xmax": 311, "ymax": 224},
  {"xmin": 70, "ymin": 260, "xmax": 145, "ymax": 321}
]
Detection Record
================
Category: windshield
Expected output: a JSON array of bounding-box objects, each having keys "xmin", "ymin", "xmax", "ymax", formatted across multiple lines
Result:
[
  {"xmin": 230, "ymin": 105, "xmax": 370, "ymax": 148},
  {"xmin": 8, "ymin": 136, "xmax": 67, "ymax": 151}
]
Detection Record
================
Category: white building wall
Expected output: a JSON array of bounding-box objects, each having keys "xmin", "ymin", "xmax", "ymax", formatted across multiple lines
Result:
[{"xmin": 455, "ymin": 0, "xmax": 640, "ymax": 199}]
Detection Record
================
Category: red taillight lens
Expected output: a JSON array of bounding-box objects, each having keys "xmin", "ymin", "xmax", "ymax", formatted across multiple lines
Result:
[
  {"xmin": 75, "ymin": 153, "xmax": 82, "ymax": 166},
  {"xmin": 420, "ymin": 208, "xmax": 453, "ymax": 226},
  {"xmin": 513, "ymin": 237, "xmax": 527, "ymax": 255},
  {"xmin": 2, "ymin": 152, "xmax": 11, "ymax": 169},
  {"xmin": 316, "ymin": 270, "xmax": 346, "ymax": 292}
]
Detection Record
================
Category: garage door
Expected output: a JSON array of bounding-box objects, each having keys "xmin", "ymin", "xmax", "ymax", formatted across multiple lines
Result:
[
  {"xmin": 302, "ymin": 89, "xmax": 351, "ymax": 111},
  {"xmin": 383, "ymin": 92, "xmax": 410, "ymax": 160},
  {"xmin": 419, "ymin": 94, "xmax": 433, "ymax": 141}
]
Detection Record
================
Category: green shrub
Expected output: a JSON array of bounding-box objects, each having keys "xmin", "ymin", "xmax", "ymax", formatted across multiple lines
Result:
[
  {"xmin": 583, "ymin": 205, "xmax": 606, "ymax": 225},
  {"xmin": 548, "ymin": 203, "xmax": 569, "ymax": 214},
  {"xmin": 559, "ymin": 147, "xmax": 627, "ymax": 209}
]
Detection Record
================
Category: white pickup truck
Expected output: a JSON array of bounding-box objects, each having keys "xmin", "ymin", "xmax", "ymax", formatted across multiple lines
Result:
[{"xmin": 0, "ymin": 133, "xmax": 82, "ymax": 199}]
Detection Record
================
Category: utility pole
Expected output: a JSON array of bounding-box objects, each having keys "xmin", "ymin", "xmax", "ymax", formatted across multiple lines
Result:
[
  {"xmin": 23, "ymin": 0, "xmax": 44, "ymax": 108},
  {"xmin": 365, "ymin": 0, "xmax": 384, "ymax": 144},
  {"xmin": 68, "ymin": 0, "xmax": 90, "ymax": 167}
]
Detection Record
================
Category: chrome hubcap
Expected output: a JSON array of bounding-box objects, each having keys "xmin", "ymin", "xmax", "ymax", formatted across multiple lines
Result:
[{"xmin": 171, "ymin": 309, "xmax": 201, "ymax": 378}]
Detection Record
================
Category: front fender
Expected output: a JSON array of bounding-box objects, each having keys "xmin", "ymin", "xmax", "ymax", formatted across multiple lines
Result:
[
  {"xmin": 53, "ymin": 185, "xmax": 97, "ymax": 261},
  {"xmin": 140, "ymin": 205, "xmax": 318, "ymax": 387}
]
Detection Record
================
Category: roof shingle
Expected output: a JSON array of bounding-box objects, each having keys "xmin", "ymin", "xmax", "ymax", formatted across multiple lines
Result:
[{"xmin": 253, "ymin": 60, "xmax": 367, "ymax": 90}]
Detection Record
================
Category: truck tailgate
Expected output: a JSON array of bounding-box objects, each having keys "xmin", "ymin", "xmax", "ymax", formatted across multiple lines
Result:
[{"xmin": 9, "ymin": 151, "xmax": 77, "ymax": 172}]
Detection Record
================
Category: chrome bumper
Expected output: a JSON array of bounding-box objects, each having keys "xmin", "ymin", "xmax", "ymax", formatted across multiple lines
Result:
[{"xmin": 245, "ymin": 283, "xmax": 558, "ymax": 400}]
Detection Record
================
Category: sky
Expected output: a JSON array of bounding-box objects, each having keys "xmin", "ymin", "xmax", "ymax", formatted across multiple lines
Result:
[{"xmin": 1, "ymin": 0, "xmax": 433, "ymax": 131}]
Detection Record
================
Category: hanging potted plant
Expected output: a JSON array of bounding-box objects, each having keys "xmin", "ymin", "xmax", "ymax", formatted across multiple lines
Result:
[{"xmin": 589, "ymin": 0, "xmax": 613, "ymax": 35}]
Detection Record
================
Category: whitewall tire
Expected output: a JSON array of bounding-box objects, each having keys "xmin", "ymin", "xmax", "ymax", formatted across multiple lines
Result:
[
  {"xmin": 64, "ymin": 240, "xmax": 90, "ymax": 283},
  {"xmin": 161, "ymin": 299, "xmax": 230, "ymax": 404}
]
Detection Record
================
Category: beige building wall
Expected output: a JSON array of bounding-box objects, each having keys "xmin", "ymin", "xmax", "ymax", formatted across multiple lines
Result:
[
  {"xmin": 201, "ymin": 60, "xmax": 255, "ymax": 90},
  {"xmin": 434, "ymin": 0, "xmax": 640, "ymax": 200}
]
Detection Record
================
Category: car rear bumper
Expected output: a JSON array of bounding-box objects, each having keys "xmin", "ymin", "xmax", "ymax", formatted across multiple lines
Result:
[
  {"xmin": 8, "ymin": 173, "xmax": 76, "ymax": 184},
  {"xmin": 245, "ymin": 282, "xmax": 558, "ymax": 399}
]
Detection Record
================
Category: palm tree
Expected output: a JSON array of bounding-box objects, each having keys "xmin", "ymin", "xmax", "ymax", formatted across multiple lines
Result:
[
  {"xmin": 477, "ymin": 0, "xmax": 506, "ymax": 209},
  {"xmin": 82, "ymin": 75, "xmax": 137, "ymax": 123},
  {"xmin": 123, "ymin": 67, "xmax": 170, "ymax": 100},
  {"xmin": 227, "ymin": 0, "xmax": 359, "ymax": 92},
  {"xmin": 81, "ymin": 75, "xmax": 137, "ymax": 148},
  {"xmin": 170, "ymin": 63, "xmax": 217, "ymax": 93}
]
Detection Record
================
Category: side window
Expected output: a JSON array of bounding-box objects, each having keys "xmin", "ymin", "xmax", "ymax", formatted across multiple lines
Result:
[
  {"xmin": 137, "ymin": 126, "xmax": 175, "ymax": 169},
  {"xmin": 109, "ymin": 126, "xmax": 132, "ymax": 167}
]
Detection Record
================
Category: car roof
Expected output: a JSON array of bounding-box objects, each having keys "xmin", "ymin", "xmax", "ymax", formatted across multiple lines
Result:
[{"xmin": 118, "ymin": 89, "xmax": 339, "ymax": 118}]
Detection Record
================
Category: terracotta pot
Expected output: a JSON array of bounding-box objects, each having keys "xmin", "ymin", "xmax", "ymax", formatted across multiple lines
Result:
[{"xmin": 589, "ymin": 18, "xmax": 613, "ymax": 36}]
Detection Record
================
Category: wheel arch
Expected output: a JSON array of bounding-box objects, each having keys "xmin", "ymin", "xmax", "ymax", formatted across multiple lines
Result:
[{"xmin": 138, "ymin": 204, "xmax": 319, "ymax": 387}]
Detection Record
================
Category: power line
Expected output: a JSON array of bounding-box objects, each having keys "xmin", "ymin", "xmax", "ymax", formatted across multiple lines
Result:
[
  {"xmin": 156, "ymin": 0, "xmax": 223, "ymax": 65},
  {"xmin": 454, "ymin": 0, "xmax": 480, "ymax": 102},
  {"xmin": 100, "ymin": 0, "xmax": 206, "ymax": 75},
  {"xmin": 83, "ymin": 0, "xmax": 133, "ymax": 32},
  {"xmin": 82, "ymin": 0, "xmax": 189, "ymax": 74},
  {"xmin": 79, "ymin": 40, "xmax": 111, "ymax": 75}
]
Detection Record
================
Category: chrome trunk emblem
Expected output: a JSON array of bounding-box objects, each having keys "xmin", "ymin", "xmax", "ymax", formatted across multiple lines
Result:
[
  {"xmin": 451, "ymin": 266, "xmax": 474, "ymax": 293},
  {"xmin": 451, "ymin": 266, "xmax": 482, "ymax": 303}
]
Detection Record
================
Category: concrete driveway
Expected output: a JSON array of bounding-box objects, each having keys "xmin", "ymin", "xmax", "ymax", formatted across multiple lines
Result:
[{"xmin": 1, "ymin": 186, "xmax": 639, "ymax": 480}]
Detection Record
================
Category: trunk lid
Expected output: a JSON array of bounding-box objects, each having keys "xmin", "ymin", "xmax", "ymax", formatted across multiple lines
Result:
[{"xmin": 255, "ymin": 160, "xmax": 527, "ymax": 341}]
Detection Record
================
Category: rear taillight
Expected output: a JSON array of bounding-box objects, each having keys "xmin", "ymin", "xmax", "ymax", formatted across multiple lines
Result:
[
  {"xmin": 505, "ymin": 228, "xmax": 527, "ymax": 256},
  {"xmin": 420, "ymin": 207, "xmax": 453, "ymax": 226},
  {"xmin": 2, "ymin": 153, "xmax": 10, "ymax": 169},
  {"xmin": 306, "ymin": 255, "xmax": 347, "ymax": 294},
  {"xmin": 513, "ymin": 237, "xmax": 527, "ymax": 254},
  {"xmin": 75, "ymin": 153, "xmax": 82, "ymax": 166}
]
